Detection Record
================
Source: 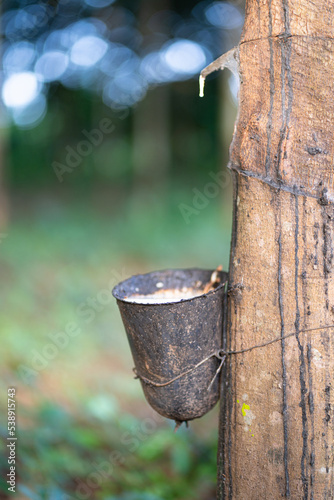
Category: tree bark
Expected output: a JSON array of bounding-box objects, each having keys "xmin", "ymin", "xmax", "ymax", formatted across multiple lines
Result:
[{"xmin": 218, "ymin": 1, "xmax": 334, "ymax": 498}]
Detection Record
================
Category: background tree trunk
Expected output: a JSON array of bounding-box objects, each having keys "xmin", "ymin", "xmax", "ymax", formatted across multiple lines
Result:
[
  {"xmin": 132, "ymin": 0, "xmax": 171, "ymax": 198},
  {"xmin": 218, "ymin": 0, "xmax": 334, "ymax": 498},
  {"xmin": 0, "ymin": 1, "xmax": 9, "ymax": 230}
]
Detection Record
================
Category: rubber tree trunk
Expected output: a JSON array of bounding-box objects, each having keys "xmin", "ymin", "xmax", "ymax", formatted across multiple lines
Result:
[{"xmin": 218, "ymin": 1, "xmax": 334, "ymax": 498}]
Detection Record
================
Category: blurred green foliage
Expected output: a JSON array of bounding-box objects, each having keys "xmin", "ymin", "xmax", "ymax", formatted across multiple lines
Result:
[
  {"xmin": 0, "ymin": 400, "xmax": 217, "ymax": 499},
  {"xmin": 0, "ymin": 188, "xmax": 230, "ymax": 498}
]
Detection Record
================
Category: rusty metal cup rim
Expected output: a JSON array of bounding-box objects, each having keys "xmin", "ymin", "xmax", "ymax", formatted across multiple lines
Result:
[{"xmin": 112, "ymin": 267, "xmax": 227, "ymax": 306}]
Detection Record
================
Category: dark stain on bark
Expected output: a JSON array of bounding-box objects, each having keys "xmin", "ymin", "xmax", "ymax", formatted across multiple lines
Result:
[
  {"xmin": 313, "ymin": 222, "xmax": 319, "ymax": 268},
  {"xmin": 293, "ymin": 195, "xmax": 309, "ymax": 499},
  {"xmin": 278, "ymin": 195, "xmax": 290, "ymax": 498},
  {"xmin": 322, "ymin": 219, "xmax": 333, "ymax": 279},
  {"xmin": 306, "ymin": 146, "xmax": 328, "ymax": 156},
  {"xmin": 324, "ymin": 384, "xmax": 331, "ymax": 480},
  {"xmin": 324, "ymin": 385, "xmax": 331, "ymax": 425},
  {"xmin": 268, "ymin": 447, "xmax": 284, "ymax": 464},
  {"xmin": 319, "ymin": 188, "xmax": 330, "ymax": 207}
]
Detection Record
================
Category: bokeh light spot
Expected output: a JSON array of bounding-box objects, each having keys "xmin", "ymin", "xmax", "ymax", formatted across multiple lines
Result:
[
  {"xmin": 35, "ymin": 51, "xmax": 69, "ymax": 82},
  {"xmin": 70, "ymin": 35, "xmax": 109, "ymax": 67},
  {"xmin": 163, "ymin": 39, "xmax": 207, "ymax": 76},
  {"xmin": 205, "ymin": 2, "xmax": 244, "ymax": 30},
  {"xmin": 2, "ymin": 72, "xmax": 40, "ymax": 108}
]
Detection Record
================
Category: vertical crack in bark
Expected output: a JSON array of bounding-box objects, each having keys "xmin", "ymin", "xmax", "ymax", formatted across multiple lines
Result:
[
  {"xmin": 217, "ymin": 275, "xmax": 229, "ymax": 500},
  {"xmin": 307, "ymin": 343, "xmax": 315, "ymax": 500},
  {"xmin": 294, "ymin": 195, "xmax": 309, "ymax": 499},
  {"xmin": 276, "ymin": 43, "xmax": 286, "ymax": 181},
  {"xmin": 303, "ymin": 198, "xmax": 315, "ymax": 500},
  {"xmin": 320, "ymin": 204, "xmax": 332, "ymax": 495},
  {"xmin": 256, "ymin": 0, "xmax": 261, "ymax": 35},
  {"xmin": 282, "ymin": 0, "xmax": 291, "ymax": 36},
  {"xmin": 277, "ymin": 3, "xmax": 296, "ymax": 486},
  {"xmin": 265, "ymin": 0, "xmax": 274, "ymax": 177},
  {"xmin": 324, "ymin": 382, "xmax": 331, "ymax": 494},
  {"xmin": 276, "ymin": 0, "xmax": 293, "ymax": 182},
  {"xmin": 322, "ymin": 207, "xmax": 332, "ymax": 309},
  {"xmin": 226, "ymin": 172, "xmax": 240, "ymax": 500},
  {"xmin": 278, "ymin": 194, "xmax": 290, "ymax": 497}
]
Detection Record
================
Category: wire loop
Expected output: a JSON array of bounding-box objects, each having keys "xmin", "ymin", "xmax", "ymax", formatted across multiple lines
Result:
[{"xmin": 133, "ymin": 324, "xmax": 334, "ymax": 390}]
